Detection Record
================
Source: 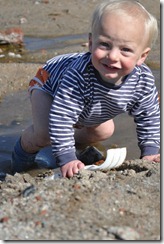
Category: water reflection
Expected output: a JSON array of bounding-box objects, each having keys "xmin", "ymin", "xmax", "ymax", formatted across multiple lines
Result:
[{"xmin": 24, "ymin": 33, "xmax": 88, "ymax": 51}]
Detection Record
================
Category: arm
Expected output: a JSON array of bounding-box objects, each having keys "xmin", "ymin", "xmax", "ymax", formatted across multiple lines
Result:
[
  {"xmin": 49, "ymin": 70, "xmax": 85, "ymax": 177},
  {"xmin": 130, "ymin": 84, "xmax": 160, "ymax": 162}
]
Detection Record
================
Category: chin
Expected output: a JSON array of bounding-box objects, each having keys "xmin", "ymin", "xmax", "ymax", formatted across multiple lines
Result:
[{"xmin": 104, "ymin": 73, "xmax": 119, "ymax": 80}]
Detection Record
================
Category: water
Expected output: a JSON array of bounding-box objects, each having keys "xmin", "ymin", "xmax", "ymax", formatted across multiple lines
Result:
[{"xmin": 24, "ymin": 33, "xmax": 88, "ymax": 51}]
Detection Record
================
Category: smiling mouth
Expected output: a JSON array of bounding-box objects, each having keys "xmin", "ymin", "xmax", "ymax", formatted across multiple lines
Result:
[{"xmin": 103, "ymin": 63, "xmax": 119, "ymax": 70}]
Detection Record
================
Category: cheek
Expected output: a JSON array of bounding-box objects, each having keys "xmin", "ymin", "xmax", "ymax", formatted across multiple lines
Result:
[
  {"xmin": 92, "ymin": 49, "xmax": 104, "ymax": 63},
  {"xmin": 121, "ymin": 58, "xmax": 136, "ymax": 72},
  {"xmin": 91, "ymin": 51, "xmax": 99, "ymax": 68}
]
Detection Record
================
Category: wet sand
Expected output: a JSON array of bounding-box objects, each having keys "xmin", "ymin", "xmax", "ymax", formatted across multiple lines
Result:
[{"xmin": 0, "ymin": 0, "xmax": 161, "ymax": 240}]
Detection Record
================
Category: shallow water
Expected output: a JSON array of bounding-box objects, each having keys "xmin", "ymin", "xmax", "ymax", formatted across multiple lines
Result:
[
  {"xmin": 24, "ymin": 33, "xmax": 88, "ymax": 51},
  {"xmin": 0, "ymin": 34, "xmax": 160, "ymax": 180}
]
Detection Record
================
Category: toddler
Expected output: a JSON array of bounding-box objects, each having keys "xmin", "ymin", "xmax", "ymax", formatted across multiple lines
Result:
[{"xmin": 12, "ymin": 0, "xmax": 160, "ymax": 178}]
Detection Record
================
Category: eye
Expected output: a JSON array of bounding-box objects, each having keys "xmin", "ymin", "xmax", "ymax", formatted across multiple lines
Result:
[
  {"xmin": 99, "ymin": 42, "xmax": 111, "ymax": 49},
  {"xmin": 121, "ymin": 47, "xmax": 133, "ymax": 53}
]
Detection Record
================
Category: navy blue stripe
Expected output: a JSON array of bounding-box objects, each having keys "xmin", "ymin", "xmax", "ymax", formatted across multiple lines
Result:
[{"xmin": 37, "ymin": 52, "xmax": 160, "ymax": 165}]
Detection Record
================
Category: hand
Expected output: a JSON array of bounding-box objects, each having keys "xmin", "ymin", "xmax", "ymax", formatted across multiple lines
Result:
[
  {"xmin": 61, "ymin": 160, "xmax": 85, "ymax": 178},
  {"xmin": 142, "ymin": 154, "xmax": 160, "ymax": 163}
]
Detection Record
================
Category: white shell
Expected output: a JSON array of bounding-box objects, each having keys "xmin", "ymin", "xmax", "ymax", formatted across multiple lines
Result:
[{"xmin": 84, "ymin": 147, "xmax": 127, "ymax": 171}]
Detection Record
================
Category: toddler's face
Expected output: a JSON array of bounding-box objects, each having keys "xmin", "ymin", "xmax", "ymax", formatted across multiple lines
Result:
[{"xmin": 89, "ymin": 12, "xmax": 150, "ymax": 85}]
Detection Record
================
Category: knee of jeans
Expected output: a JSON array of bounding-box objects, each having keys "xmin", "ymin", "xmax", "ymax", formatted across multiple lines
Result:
[{"xmin": 35, "ymin": 134, "xmax": 50, "ymax": 148}]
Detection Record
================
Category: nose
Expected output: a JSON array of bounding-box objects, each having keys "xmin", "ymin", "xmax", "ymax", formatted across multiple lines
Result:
[{"xmin": 107, "ymin": 48, "xmax": 119, "ymax": 61}]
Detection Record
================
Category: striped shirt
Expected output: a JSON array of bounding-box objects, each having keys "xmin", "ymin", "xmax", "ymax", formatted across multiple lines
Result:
[{"xmin": 41, "ymin": 52, "xmax": 160, "ymax": 167}]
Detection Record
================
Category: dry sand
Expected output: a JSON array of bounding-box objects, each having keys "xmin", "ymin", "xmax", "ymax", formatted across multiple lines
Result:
[{"xmin": 0, "ymin": 0, "xmax": 161, "ymax": 241}]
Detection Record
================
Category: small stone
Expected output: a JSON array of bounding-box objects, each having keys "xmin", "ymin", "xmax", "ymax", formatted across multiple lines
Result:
[
  {"xmin": 0, "ymin": 27, "xmax": 24, "ymax": 45},
  {"xmin": 108, "ymin": 226, "xmax": 140, "ymax": 240}
]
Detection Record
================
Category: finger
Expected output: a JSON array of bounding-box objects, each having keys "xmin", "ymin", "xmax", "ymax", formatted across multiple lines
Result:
[
  {"xmin": 61, "ymin": 166, "xmax": 70, "ymax": 178},
  {"xmin": 66, "ymin": 166, "xmax": 74, "ymax": 178},
  {"xmin": 77, "ymin": 162, "xmax": 85, "ymax": 169},
  {"xmin": 153, "ymin": 157, "xmax": 160, "ymax": 163},
  {"xmin": 70, "ymin": 163, "xmax": 84, "ymax": 176},
  {"xmin": 61, "ymin": 169, "xmax": 67, "ymax": 178},
  {"xmin": 72, "ymin": 164, "xmax": 79, "ymax": 175}
]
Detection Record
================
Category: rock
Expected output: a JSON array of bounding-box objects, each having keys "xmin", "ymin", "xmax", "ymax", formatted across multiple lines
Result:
[
  {"xmin": 0, "ymin": 27, "xmax": 24, "ymax": 45},
  {"xmin": 108, "ymin": 226, "xmax": 140, "ymax": 240}
]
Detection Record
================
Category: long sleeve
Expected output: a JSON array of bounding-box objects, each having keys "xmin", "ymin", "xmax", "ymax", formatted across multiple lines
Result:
[
  {"xmin": 49, "ymin": 69, "xmax": 85, "ymax": 167},
  {"xmin": 39, "ymin": 52, "xmax": 160, "ymax": 164},
  {"xmin": 131, "ymin": 87, "xmax": 160, "ymax": 157},
  {"xmin": 128, "ymin": 69, "xmax": 160, "ymax": 157}
]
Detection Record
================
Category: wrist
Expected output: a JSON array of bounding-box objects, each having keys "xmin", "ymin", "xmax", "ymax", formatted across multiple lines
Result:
[{"xmin": 140, "ymin": 146, "xmax": 160, "ymax": 158}]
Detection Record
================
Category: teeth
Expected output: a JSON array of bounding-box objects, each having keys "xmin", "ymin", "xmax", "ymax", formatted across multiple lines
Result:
[{"xmin": 108, "ymin": 66, "xmax": 112, "ymax": 68}]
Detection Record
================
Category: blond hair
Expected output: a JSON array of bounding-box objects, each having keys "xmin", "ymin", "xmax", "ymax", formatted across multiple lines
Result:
[{"xmin": 91, "ymin": 0, "xmax": 158, "ymax": 48}]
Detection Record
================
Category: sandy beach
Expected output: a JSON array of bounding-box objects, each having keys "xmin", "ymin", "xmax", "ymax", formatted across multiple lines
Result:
[{"xmin": 0, "ymin": 0, "xmax": 160, "ymax": 240}]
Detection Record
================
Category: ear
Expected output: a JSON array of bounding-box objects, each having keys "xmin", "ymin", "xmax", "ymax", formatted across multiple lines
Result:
[
  {"xmin": 137, "ymin": 47, "xmax": 151, "ymax": 66},
  {"xmin": 88, "ymin": 32, "xmax": 92, "ymax": 52}
]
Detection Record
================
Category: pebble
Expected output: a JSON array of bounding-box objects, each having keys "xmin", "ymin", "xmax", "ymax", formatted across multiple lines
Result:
[
  {"xmin": 8, "ymin": 52, "xmax": 21, "ymax": 58},
  {"xmin": 107, "ymin": 226, "xmax": 140, "ymax": 240},
  {"xmin": 19, "ymin": 17, "xmax": 28, "ymax": 24},
  {"xmin": 22, "ymin": 185, "xmax": 36, "ymax": 197},
  {"xmin": 0, "ymin": 27, "xmax": 24, "ymax": 45}
]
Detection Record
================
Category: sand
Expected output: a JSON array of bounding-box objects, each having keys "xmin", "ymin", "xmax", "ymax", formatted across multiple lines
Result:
[{"xmin": 0, "ymin": 0, "xmax": 160, "ymax": 240}]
